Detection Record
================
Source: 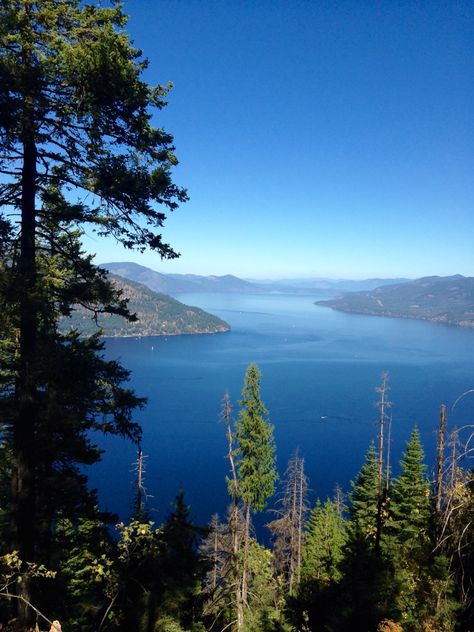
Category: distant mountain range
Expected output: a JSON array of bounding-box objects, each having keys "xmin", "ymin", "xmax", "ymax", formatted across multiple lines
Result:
[
  {"xmin": 316, "ymin": 275, "xmax": 474, "ymax": 329},
  {"xmin": 62, "ymin": 274, "xmax": 230, "ymax": 337},
  {"xmin": 102, "ymin": 262, "xmax": 259, "ymax": 295},
  {"xmin": 95, "ymin": 264, "xmax": 474, "ymax": 330},
  {"xmin": 101, "ymin": 262, "xmax": 409, "ymax": 295},
  {"xmin": 250, "ymin": 277, "xmax": 410, "ymax": 293}
]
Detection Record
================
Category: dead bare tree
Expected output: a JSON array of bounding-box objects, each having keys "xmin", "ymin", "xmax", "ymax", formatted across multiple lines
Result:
[
  {"xmin": 435, "ymin": 404, "xmax": 447, "ymax": 514},
  {"xmin": 376, "ymin": 372, "xmax": 391, "ymax": 492},
  {"xmin": 201, "ymin": 513, "xmax": 235, "ymax": 627},
  {"xmin": 375, "ymin": 372, "xmax": 392, "ymax": 551},
  {"xmin": 385, "ymin": 413, "xmax": 392, "ymax": 493},
  {"xmin": 221, "ymin": 391, "xmax": 245, "ymax": 632},
  {"xmin": 333, "ymin": 484, "xmax": 345, "ymax": 515},
  {"xmin": 434, "ymin": 423, "xmax": 474, "ymax": 612},
  {"xmin": 131, "ymin": 446, "xmax": 152, "ymax": 518},
  {"xmin": 268, "ymin": 451, "xmax": 309, "ymax": 594}
]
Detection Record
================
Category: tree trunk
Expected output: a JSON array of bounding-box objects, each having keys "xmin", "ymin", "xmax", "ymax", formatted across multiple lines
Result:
[
  {"xmin": 13, "ymin": 25, "xmax": 38, "ymax": 625},
  {"xmin": 296, "ymin": 457, "xmax": 304, "ymax": 587},
  {"xmin": 230, "ymin": 500, "xmax": 244, "ymax": 631},
  {"xmin": 288, "ymin": 471, "xmax": 297, "ymax": 594},
  {"xmin": 385, "ymin": 414, "xmax": 392, "ymax": 492},
  {"xmin": 436, "ymin": 404, "xmax": 447, "ymax": 513},
  {"xmin": 222, "ymin": 393, "xmax": 244, "ymax": 631},
  {"xmin": 375, "ymin": 372, "xmax": 390, "ymax": 553},
  {"xmin": 241, "ymin": 503, "xmax": 251, "ymax": 608}
]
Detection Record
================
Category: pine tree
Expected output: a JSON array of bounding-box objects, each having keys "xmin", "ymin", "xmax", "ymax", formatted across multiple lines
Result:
[
  {"xmin": 301, "ymin": 498, "xmax": 347, "ymax": 587},
  {"xmin": 154, "ymin": 493, "xmax": 204, "ymax": 631},
  {"xmin": 388, "ymin": 428, "xmax": 431, "ymax": 547},
  {"xmin": 236, "ymin": 364, "xmax": 277, "ymax": 515},
  {"xmin": 386, "ymin": 428, "xmax": 458, "ymax": 631},
  {"xmin": 235, "ymin": 363, "xmax": 278, "ymax": 613},
  {"xmin": 349, "ymin": 443, "xmax": 379, "ymax": 544},
  {"xmin": 54, "ymin": 506, "xmax": 117, "ymax": 632},
  {"xmin": 292, "ymin": 498, "xmax": 347, "ymax": 631},
  {"xmin": 0, "ymin": 0, "xmax": 186, "ymax": 622},
  {"xmin": 337, "ymin": 443, "xmax": 393, "ymax": 630}
]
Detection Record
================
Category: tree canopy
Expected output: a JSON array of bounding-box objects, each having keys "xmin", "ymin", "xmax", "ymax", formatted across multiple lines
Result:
[{"xmin": 0, "ymin": 0, "xmax": 187, "ymax": 624}]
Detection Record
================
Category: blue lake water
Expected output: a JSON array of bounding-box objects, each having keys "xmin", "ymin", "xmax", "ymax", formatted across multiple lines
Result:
[{"xmin": 90, "ymin": 292, "xmax": 474, "ymax": 529}]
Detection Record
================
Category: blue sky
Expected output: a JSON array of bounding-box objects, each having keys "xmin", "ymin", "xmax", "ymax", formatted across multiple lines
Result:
[{"xmin": 83, "ymin": 0, "xmax": 473, "ymax": 279}]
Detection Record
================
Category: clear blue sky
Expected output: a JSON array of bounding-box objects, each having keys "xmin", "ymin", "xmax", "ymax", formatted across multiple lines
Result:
[{"xmin": 83, "ymin": 0, "xmax": 474, "ymax": 280}]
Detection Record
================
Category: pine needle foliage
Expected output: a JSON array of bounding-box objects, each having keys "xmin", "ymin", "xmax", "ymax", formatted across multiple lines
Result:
[
  {"xmin": 348, "ymin": 442, "xmax": 379, "ymax": 545},
  {"xmin": 301, "ymin": 498, "xmax": 347, "ymax": 587},
  {"xmin": 0, "ymin": 0, "xmax": 186, "ymax": 623},
  {"xmin": 235, "ymin": 363, "xmax": 277, "ymax": 513},
  {"xmin": 387, "ymin": 427, "xmax": 431, "ymax": 547}
]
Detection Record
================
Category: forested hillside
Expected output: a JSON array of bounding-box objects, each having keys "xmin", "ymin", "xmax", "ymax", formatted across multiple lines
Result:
[
  {"xmin": 63, "ymin": 274, "xmax": 230, "ymax": 336},
  {"xmin": 317, "ymin": 275, "xmax": 474, "ymax": 328},
  {"xmin": 103, "ymin": 262, "xmax": 260, "ymax": 295}
]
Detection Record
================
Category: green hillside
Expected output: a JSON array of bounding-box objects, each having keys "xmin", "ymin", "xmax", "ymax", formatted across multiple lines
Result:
[
  {"xmin": 316, "ymin": 275, "xmax": 474, "ymax": 328},
  {"xmin": 62, "ymin": 274, "xmax": 230, "ymax": 337}
]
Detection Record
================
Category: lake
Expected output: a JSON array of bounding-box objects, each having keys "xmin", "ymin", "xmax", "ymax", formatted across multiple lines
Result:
[{"xmin": 90, "ymin": 292, "xmax": 474, "ymax": 529}]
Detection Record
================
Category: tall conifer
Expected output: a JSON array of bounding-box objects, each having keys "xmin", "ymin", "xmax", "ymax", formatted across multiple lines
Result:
[
  {"xmin": 349, "ymin": 443, "xmax": 379, "ymax": 544},
  {"xmin": 236, "ymin": 364, "xmax": 277, "ymax": 515},
  {"xmin": 235, "ymin": 363, "xmax": 277, "ymax": 614},
  {"xmin": 386, "ymin": 428, "xmax": 457, "ymax": 631},
  {"xmin": 0, "ymin": 0, "xmax": 186, "ymax": 622},
  {"xmin": 301, "ymin": 499, "xmax": 347, "ymax": 587},
  {"xmin": 338, "ymin": 443, "xmax": 393, "ymax": 629}
]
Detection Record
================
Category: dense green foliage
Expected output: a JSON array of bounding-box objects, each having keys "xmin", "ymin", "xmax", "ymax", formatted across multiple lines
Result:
[
  {"xmin": 0, "ymin": 0, "xmax": 186, "ymax": 625},
  {"xmin": 235, "ymin": 363, "xmax": 278, "ymax": 513}
]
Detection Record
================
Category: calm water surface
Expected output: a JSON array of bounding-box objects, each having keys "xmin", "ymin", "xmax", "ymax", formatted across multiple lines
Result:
[{"xmin": 90, "ymin": 293, "xmax": 474, "ymax": 527}]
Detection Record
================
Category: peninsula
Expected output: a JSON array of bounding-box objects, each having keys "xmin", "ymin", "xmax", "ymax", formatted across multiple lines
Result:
[
  {"xmin": 62, "ymin": 274, "xmax": 230, "ymax": 337},
  {"xmin": 316, "ymin": 275, "xmax": 474, "ymax": 329}
]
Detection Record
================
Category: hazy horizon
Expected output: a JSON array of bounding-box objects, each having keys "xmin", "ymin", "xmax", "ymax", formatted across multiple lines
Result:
[{"xmin": 98, "ymin": 259, "xmax": 474, "ymax": 284}]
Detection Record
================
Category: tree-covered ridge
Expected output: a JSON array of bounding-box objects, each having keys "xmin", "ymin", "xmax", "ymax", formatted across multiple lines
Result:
[
  {"xmin": 317, "ymin": 275, "xmax": 474, "ymax": 328},
  {"xmin": 63, "ymin": 274, "xmax": 230, "ymax": 337},
  {"xmin": 102, "ymin": 262, "xmax": 261, "ymax": 295}
]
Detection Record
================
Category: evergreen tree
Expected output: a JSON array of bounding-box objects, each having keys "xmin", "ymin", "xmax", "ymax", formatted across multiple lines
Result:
[
  {"xmin": 349, "ymin": 442, "xmax": 379, "ymax": 545},
  {"xmin": 54, "ymin": 507, "xmax": 117, "ymax": 632},
  {"xmin": 387, "ymin": 428, "xmax": 431, "ymax": 548},
  {"xmin": 235, "ymin": 363, "xmax": 278, "ymax": 613},
  {"xmin": 337, "ymin": 443, "xmax": 393, "ymax": 630},
  {"xmin": 386, "ymin": 428, "xmax": 457, "ymax": 631},
  {"xmin": 300, "ymin": 498, "xmax": 347, "ymax": 587},
  {"xmin": 94, "ymin": 494, "xmax": 204, "ymax": 632},
  {"xmin": 293, "ymin": 498, "xmax": 347, "ymax": 631},
  {"xmin": 241, "ymin": 539, "xmax": 281, "ymax": 632},
  {"xmin": 157, "ymin": 492, "xmax": 204, "ymax": 630},
  {"xmin": 0, "ymin": 0, "xmax": 186, "ymax": 622},
  {"xmin": 236, "ymin": 364, "xmax": 278, "ymax": 516}
]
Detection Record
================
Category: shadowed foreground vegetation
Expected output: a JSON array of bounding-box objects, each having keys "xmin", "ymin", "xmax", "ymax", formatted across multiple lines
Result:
[{"xmin": 1, "ymin": 365, "xmax": 473, "ymax": 631}]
